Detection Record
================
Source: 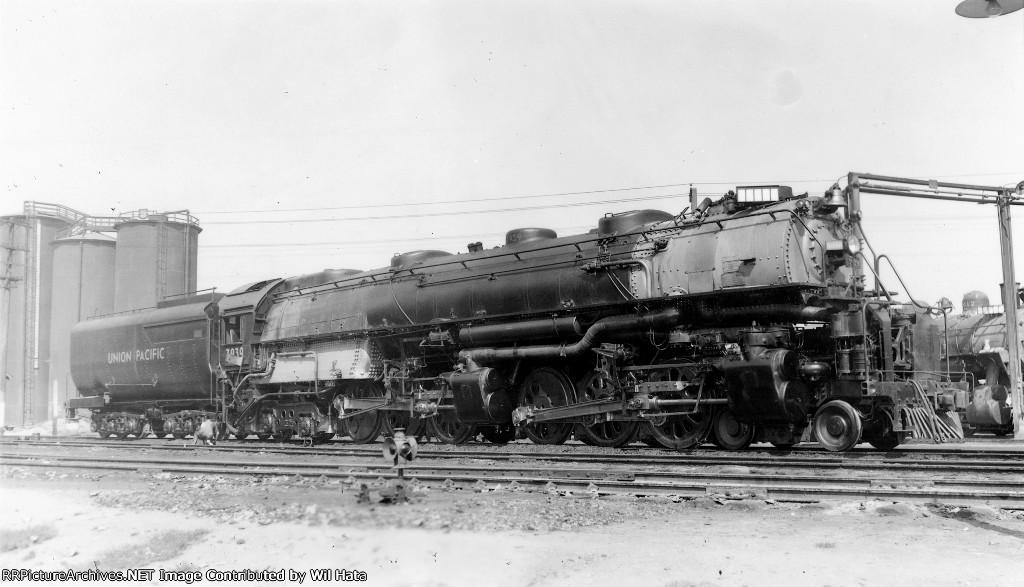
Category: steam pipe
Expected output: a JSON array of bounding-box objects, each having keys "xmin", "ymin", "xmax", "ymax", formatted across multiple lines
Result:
[
  {"xmin": 459, "ymin": 308, "xmax": 682, "ymax": 366},
  {"xmin": 458, "ymin": 316, "xmax": 583, "ymax": 346},
  {"xmin": 229, "ymin": 355, "xmax": 277, "ymax": 395},
  {"xmin": 459, "ymin": 304, "xmax": 833, "ymax": 367},
  {"xmin": 221, "ymin": 358, "xmax": 277, "ymax": 433},
  {"xmin": 690, "ymin": 304, "xmax": 833, "ymax": 325}
]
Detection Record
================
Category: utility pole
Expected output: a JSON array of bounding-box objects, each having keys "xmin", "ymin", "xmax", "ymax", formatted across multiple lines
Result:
[
  {"xmin": 998, "ymin": 191, "xmax": 1024, "ymax": 440},
  {"xmin": 0, "ymin": 221, "xmax": 26, "ymax": 429},
  {"xmin": 0, "ymin": 280, "xmax": 10, "ymax": 428},
  {"xmin": 849, "ymin": 173, "xmax": 1024, "ymax": 440}
]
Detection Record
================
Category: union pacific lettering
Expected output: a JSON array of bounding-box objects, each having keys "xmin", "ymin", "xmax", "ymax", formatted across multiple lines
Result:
[{"xmin": 107, "ymin": 347, "xmax": 166, "ymax": 364}]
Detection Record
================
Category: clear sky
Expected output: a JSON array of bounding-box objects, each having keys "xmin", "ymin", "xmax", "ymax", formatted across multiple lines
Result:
[{"xmin": 2, "ymin": 1, "xmax": 1022, "ymax": 310}]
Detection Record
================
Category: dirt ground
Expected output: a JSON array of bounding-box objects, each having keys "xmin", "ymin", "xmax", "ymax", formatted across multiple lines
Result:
[{"xmin": 2, "ymin": 466, "xmax": 1023, "ymax": 587}]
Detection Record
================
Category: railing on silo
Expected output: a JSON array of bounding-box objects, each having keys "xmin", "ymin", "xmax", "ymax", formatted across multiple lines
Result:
[
  {"xmin": 116, "ymin": 209, "xmax": 200, "ymax": 228},
  {"xmin": 23, "ymin": 202, "xmax": 88, "ymax": 224}
]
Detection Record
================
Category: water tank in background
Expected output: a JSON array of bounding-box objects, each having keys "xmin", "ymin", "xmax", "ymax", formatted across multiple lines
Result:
[
  {"xmin": 48, "ymin": 233, "xmax": 116, "ymax": 411},
  {"xmin": 113, "ymin": 210, "xmax": 201, "ymax": 312},
  {"xmin": 0, "ymin": 209, "xmax": 74, "ymax": 427}
]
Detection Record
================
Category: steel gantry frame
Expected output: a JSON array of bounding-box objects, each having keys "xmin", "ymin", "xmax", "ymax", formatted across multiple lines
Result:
[{"xmin": 847, "ymin": 172, "xmax": 1024, "ymax": 440}]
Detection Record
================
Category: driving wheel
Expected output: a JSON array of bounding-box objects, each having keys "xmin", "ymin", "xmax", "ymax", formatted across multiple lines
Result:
[
  {"xmin": 427, "ymin": 399, "xmax": 476, "ymax": 444},
  {"xmin": 517, "ymin": 367, "xmax": 574, "ymax": 445},
  {"xmin": 641, "ymin": 366, "xmax": 712, "ymax": 450},
  {"xmin": 342, "ymin": 381, "xmax": 384, "ymax": 444},
  {"xmin": 577, "ymin": 370, "xmax": 637, "ymax": 448},
  {"xmin": 381, "ymin": 407, "xmax": 423, "ymax": 439}
]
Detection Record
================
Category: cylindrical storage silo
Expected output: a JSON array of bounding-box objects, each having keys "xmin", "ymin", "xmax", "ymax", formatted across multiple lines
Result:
[
  {"xmin": 0, "ymin": 212, "xmax": 70, "ymax": 427},
  {"xmin": 113, "ymin": 210, "xmax": 200, "ymax": 312},
  {"xmin": 48, "ymin": 232, "xmax": 116, "ymax": 413}
]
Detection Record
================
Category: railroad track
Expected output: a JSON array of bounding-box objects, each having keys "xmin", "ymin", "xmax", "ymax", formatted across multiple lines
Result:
[
  {"xmin": 4, "ymin": 443, "xmax": 1024, "ymax": 510},
  {"xmin": 7, "ymin": 435, "xmax": 1023, "ymax": 459},
  {"xmin": 3, "ymin": 437, "xmax": 1022, "ymax": 475}
]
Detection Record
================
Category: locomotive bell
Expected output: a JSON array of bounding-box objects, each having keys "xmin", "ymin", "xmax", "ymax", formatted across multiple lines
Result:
[
  {"xmin": 937, "ymin": 297, "xmax": 955, "ymax": 314},
  {"xmin": 817, "ymin": 185, "xmax": 848, "ymax": 213},
  {"xmin": 383, "ymin": 430, "xmax": 418, "ymax": 467}
]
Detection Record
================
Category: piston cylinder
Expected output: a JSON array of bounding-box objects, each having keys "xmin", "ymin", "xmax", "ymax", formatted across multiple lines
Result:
[
  {"xmin": 446, "ymin": 368, "xmax": 512, "ymax": 423},
  {"xmin": 720, "ymin": 349, "xmax": 809, "ymax": 422}
]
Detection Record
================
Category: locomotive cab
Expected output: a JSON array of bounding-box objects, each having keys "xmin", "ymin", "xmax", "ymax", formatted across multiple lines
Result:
[{"xmin": 218, "ymin": 278, "xmax": 285, "ymax": 372}]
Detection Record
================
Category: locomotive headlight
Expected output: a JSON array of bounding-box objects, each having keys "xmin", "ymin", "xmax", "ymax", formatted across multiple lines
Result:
[{"xmin": 845, "ymin": 237, "xmax": 860, "ymax": 256}]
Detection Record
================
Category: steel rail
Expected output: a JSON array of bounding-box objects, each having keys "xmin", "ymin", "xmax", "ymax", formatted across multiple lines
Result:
[
  {"xmin": 302, "ymin": 444, "xmax": 1024, "ymax": 465},
  {"xmin": 3, "ymin": 439, "xmax": 1022, "ymax": 473},
  {"xmin": 3, "ymin": 453, "xmax": 1023, "ymax": 510},
  {"xmin": 3, "ymin": 452, "xmax": 1022, "ymax": 492},
  {"xmin": 7, "ymin": 436, "xmax": 1024, "ymax": 460}
]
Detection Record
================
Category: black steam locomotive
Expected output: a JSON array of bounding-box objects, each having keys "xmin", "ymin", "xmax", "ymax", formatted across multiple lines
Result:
[
  {"xmin": 68, "ymin": 181, "xmax": 967, "ymax": 451},
  {"xmin": 945, "ymin": 291, "xmax": 1017, "ymax": 436}
]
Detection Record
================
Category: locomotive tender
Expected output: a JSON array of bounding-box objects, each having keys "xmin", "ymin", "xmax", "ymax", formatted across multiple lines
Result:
[{"xmin": 68, "ymin": 178, "xmax": 967, "ymax": 451}]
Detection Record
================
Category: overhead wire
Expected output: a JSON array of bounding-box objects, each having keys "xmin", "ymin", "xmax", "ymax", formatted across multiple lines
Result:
[
  {"xmin": 194, "ymin": 170, "xmax": 1023, "ymax": 216},
  {"xmin": 201, "ymin": 233, "xmax": 517, "ymax": 249},
  {"xmin": 194, "ymin": 177, "xmax": 838, "ymax": 215},
  {"xmin": 201, "ymin": 191, "xmax": 698, "ymax": 224},
  {"xmin": 197, "ymin": 181, "xmax": 698, "ymax": 214},
  {"xmin": 199, "ymin": 225, "xmax": 594, "ymax": 250}
]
